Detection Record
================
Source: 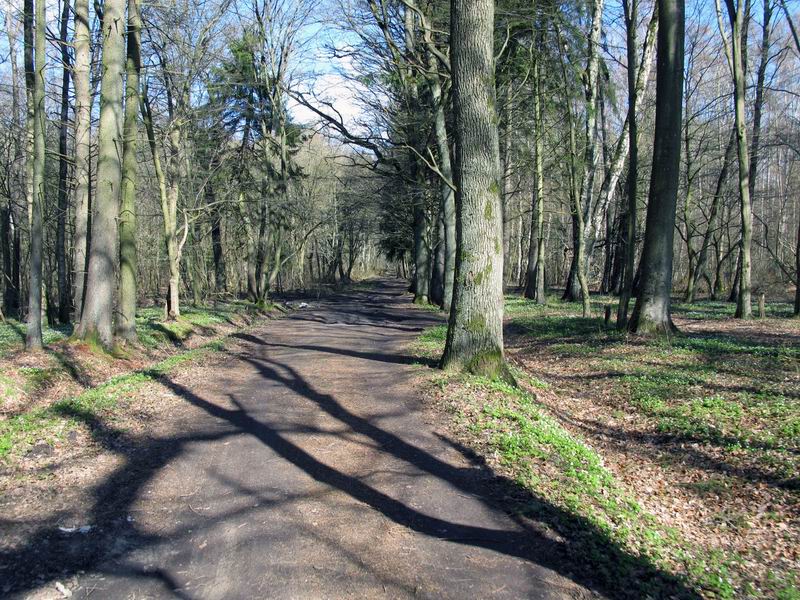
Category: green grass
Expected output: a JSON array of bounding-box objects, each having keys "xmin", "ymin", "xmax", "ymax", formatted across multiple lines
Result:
[
  {"xmin": 0, "ymin": 338, "xmax": 227, "ymax": 459},
  {"xmin": 0, "ymin": 303, "xmax": 257, "ymax": 357},
  {"xmin": 414, "ymin": 293, "xmax": 800, "ymax": 598},
  {"xmin": 506, "ymin": 294, "xmax": 799, "ymax": 471},
  {"xmin": 413, "ymin": 326, "xmax": 735, "ymax": 598},
  {"xmin": 135, "ymin": 303, "xmax": 254, "ymax": 348},
  {"xmin": 0, "ymin": 301, "xmax": 264, "ymax": 460},
  {"xmin": 673, "ymin": 300, "xmax": 796, "ymax": 320},
  {"xmin": 413, "ymin": 324, "xmax": 448, "ymax": 359},
  {"xmin": 0, "ymin": 320, "xmax": 72, "ymax": 357},
  {"xmin": 18, "ymin": 367, "xmax": 60, "ymax": 392}
]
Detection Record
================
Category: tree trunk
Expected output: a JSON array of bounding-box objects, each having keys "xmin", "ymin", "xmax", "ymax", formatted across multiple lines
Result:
[
  {"xmin": 524, "ymin": 53, "xmax": 546, "ymax": 304},
  {"xmin": 4, "ymin": 11, "xmax": 24, "ymax": 319},
  {"xmin": 729, "ymin": 249, "xmax": 742, "ymax": 302},
  {"xmin": 629, "ymin": 0, "xmax": 685, "ymax": 335},
  {"xmin": 72, "ymin": 0, "xmax": 91, "ymax": 322},
  {"xmin": 722, "ymin": 0, "xmax": 753, "ymax": 319},
  {"xmin": 441, "ymin": 0, "xmax": 510, "ymax": 382},
  {"xmin": 142, "ymin": 83, "xmax": 181, "ymax": 320},
  {"xmin": 568, "ymin": 0, "xmax": 604, "ymax": 317},
  {"xmin": 430, "ymin": 208, "xmax": 445, "ymax": 307},
  {"xmin": 25, "ymin": 0, "xmax": 46, "ymax": 350},
  {"xmin": 209, "ymin": 183, "xmax": 226, "ymax": 293},
  {"xmin": 1, "ymin": 209, "xmax": 13, "ymax": 317},
  {"xmin": 795, "ymin": 208, "xmax": 800, "ymax": 316},
  {"xmin": 427, "ymin": 53, "xmax": 456, "ymax": 311},
  {"xmin": 77, "ymin": 0, "xmax": 125, "ymax": 347},
  {"xmin": 412, "ymin": 189, "xmax": 431, "ymax": 304},
  {"xmin": 618, "ymin": 0, "xmax": 658, "ymax": 327},
  {"xmin": 500, "ymin": 85, "xmax": 512, "ymax": 288},
  {"xmin": 165, "ymin": 127, "xmax": 183, "ymax": 318},
  {"xmin": 56, "ymin": 0, "xmax": 72, "ymax": 324},
  {"xmin": 117, "ymin": 0, "xmax": 141, "ymax": 342},
  {"xmin": 78, "ymin": 0, "xmax": 125, "ymax": 347}
]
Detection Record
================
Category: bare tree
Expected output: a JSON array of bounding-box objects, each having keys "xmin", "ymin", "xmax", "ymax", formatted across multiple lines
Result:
[
  {"xmin": 25, "ymin": 0, "xmax": 45, "ymax": 350},
  {"xmin": 629, "ymin": 0, "xmax": 685, "ymax": 335},
  {"xmin": 77, "ymin": 0, "xmax": 126, "ymax": 346}
]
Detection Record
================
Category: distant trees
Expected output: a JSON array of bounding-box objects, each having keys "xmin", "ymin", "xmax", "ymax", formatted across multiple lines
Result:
[{"xmin": 0, "ymin": 0, "xmax": 799, "ymax": 357}]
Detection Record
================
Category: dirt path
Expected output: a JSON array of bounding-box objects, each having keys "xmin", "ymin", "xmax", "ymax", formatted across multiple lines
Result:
[{"xmin": 3, "ymin": 281, "xmax": 595, "ymax": 599}]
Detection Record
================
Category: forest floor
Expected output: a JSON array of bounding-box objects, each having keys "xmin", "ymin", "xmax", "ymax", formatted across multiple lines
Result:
[
  {"xmin": 413, "ymin": 292, "xmax": 799, "ymax": 599},
  {"xmin": 1, "ymin": 281, "xmax": 797, "ymax": 599},
  {"xmin": 0, "ymin": 301, "xmax": 286, "ymax": 459},
  {"xmin": 2, "ymin": 281, "xmax": 601, "ymax": 600}
]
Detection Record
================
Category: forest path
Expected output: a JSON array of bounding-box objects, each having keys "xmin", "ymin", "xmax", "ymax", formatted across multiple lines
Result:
[{"xmin": 12, "ymin": 280, "xmax": 594, "ymax": 599}]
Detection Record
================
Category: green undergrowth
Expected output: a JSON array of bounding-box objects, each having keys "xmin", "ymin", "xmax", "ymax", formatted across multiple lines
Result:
[
  {"xmin": 673, "ymin": 300, "xmax": 795, "ymax": 320},
  {"xmin": 506, "ymin": 294, "xmax": 800, "ymax": 482},
  {"xmin": 0, "ymin": 301, "xmax": 271, "ymax": 460},
  {"xmin": 0, "ymin": 320, "xmax": 73, "ymax": 357},
  {"xmin": 0, "ymin": 338, "xmax": 227, "ymax": 460},
  {"xmin": 412, "ymin": 324, "xmax": 735, "ymax": 598},
  {"xmin": 135, "ymin": 302, "xmax": 260, "ymax": 348},
  {"xmin": 497, "ymin": 293, "xmax": 799, "ymax": 596},
  {"xmin": 0, "ymin": 302, "xmax": 262, "ymax": 358}
]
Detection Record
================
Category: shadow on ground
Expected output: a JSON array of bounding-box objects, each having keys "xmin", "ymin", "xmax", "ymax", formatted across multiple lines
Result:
[{"xmin": 1, "ymin": 282, "xmax": 699, "ymax": 599}]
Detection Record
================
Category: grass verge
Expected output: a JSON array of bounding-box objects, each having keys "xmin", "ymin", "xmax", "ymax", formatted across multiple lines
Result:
[
  {"xmin": 0, "ymin": 301, "xmax": 278, "ymax": 460},
  {"xmin": 412, "ymin": 323, "xmax": 760, "ymax": 599},
  {"xmin": 0, "ymin": 338, "xmax": 227, "ymax": 460}
]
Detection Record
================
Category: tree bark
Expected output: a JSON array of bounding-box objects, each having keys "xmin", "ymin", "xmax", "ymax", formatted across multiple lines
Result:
[
  {"xmin": 618, "ymin": 0, "xmax": 658, "ymax": 327},
  {"xmin": 427, "ymin": 52, "xmax": 456, "ymax": 311},
  {"xmin": 117, "ymin": 0, "xmax": 141, "ymax": 342},
  {"xmin": 441, "ymin": 0, "xmax": 510, "ymax": 381},
  {"xmin": 209, "ymin": 183, "xmax": 227, "ymax": 293},
  {"xmin": 524, "ymin": 52, "xmax": 546, "ymax": 303},
  {"xmin": 500, "ymin": 85, "xmax": 512, "ymax": 288},
  {"xmin": 4, "ymin": 12, "xmax": 24, "ymax": 319},
  {"xmin": 629, "ymin": 0, "xmax": 685, "ymax": 335},
  {"xmin": 25, "ymin": 0, "xmax": 46, "ymax": 350},
  {"xmin": 72, "ymin": 0, "xmax": 91, "ymax": 322},
  {"xmin": 562, "ymin": 0, "xmax": 604, "ymax": 315},
  {"xmin": 77, "ymin": 0, "xmax": 125, "ymax": 347},
  {"xmin": 56, "ymin": 0, "xmax": 72, "ymax": 324},
  {"xmin": 430, "ymin": 207, "xmax": 445, "ymax": 306},
  {"xmin": 720, "ymin": 0, "xmax": 753, "ymax": 319},
  {"xmin": 795, "ymin": 207, "xmax": 800, "ymax": 316}
]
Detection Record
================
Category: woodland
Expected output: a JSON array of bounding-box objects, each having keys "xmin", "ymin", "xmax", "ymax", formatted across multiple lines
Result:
[{"xmin": 0, "ymin": 0, "xmax": 799, "ymax": 597}]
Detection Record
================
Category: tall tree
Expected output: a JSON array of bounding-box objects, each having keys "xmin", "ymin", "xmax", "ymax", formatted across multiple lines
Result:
[
  {"xmin": 617, "ymin": 0, "xmax": 659, "ymax": 326},
  {"xmin": 717, "ymin": 0, "xmax": 753, "ymax": 319},
  {"xmin": 440, "ymin": 0, "xmax": 510, "ymax": 381},
  {"xmin": 56, "ymin": 0, "xmax": 72, "ymax": 324},
  {"xmin": 524, "ymin": 49, "xmax": 546, "ymax": 304},
  {"xmin": 72, "ymin": 0, "xmax": 92, "ymax": 321},
  {"xmin": 780, "ymin": 0, "xmax": 800, "ymax": 316},
  {"xmin": 117, "ymin": 0, "xmax": 142, "ymax": 342},
  {"xmin": 77, "ymin": 0, "xmax": 126, "ymax": 347},
  {"xmin": 629, "ymin": 0, "xmax": 685, "ymax": 335},
  {"xmin": 573, "ymin": 0, "xmax": 605, "ymax": 318},
  {"xmin": 25, "ymin": 0, "xmax": 46, "ymax": 350},
  {"xmin": 3, "ymin": 11, "xmax": 24, "ymax": 319}
]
